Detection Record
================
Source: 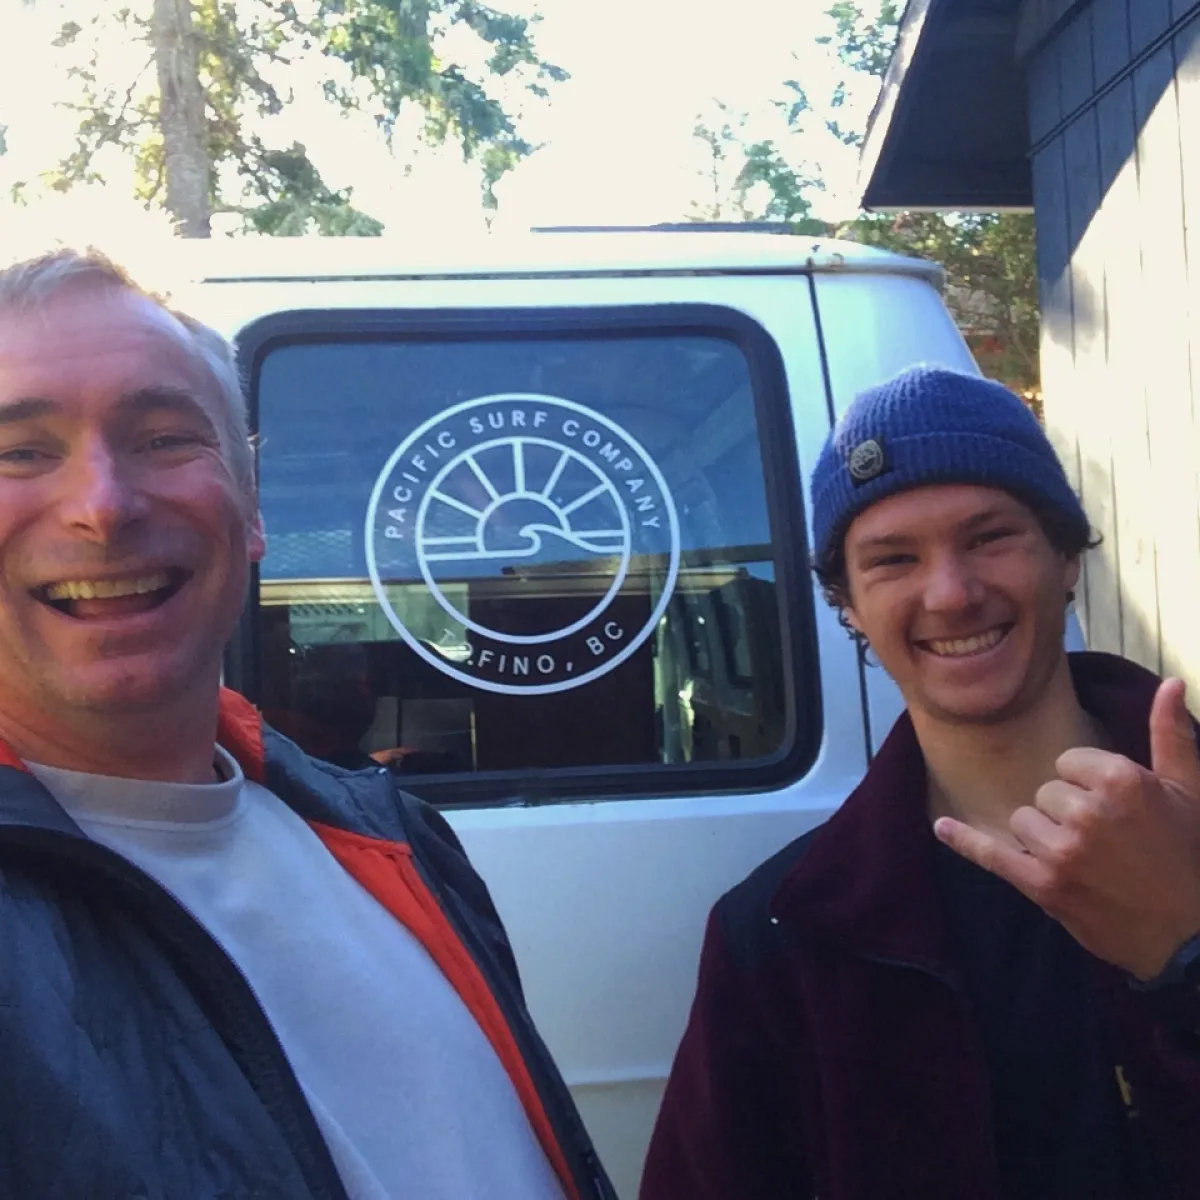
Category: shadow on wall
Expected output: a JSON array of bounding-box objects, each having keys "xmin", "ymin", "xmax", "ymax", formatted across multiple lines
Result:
[
  {"xmin": 1033, "ymin": 4, "xmax": 1200, "ymax": 268},
  {"xmin": 1034, "ymin": 6, "xmax": 1200, "ymax": 701}
]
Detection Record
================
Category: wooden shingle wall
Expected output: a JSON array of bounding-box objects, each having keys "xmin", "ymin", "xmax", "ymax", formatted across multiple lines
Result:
[{"xmin": 1022, "ymin": 0, "xmax": 1200, "ymax": 690}]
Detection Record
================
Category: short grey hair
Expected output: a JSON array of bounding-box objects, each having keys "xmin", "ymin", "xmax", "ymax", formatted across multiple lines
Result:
[{"xmin": 0, "ymin": 247, "xmax": 255, "ymax": 498}]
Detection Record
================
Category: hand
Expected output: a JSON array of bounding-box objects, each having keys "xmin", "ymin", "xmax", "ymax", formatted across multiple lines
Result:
[
  {"xmin": 370, "ymin": 746, "xmax": 414, "ymax": 767},
  {"xmin": 934, "ymin": 678, "xmax": 1200, "ymax": 980}
]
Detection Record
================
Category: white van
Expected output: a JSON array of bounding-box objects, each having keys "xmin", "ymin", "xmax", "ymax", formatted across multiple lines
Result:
[{"xmin": 182, "ymin": 229, "xmax": 979, "ymax": 1199}]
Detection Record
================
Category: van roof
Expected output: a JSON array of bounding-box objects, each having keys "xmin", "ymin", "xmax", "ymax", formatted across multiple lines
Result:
[{"xmin": 182, "ymin": 229, "xmax": 942, "ymax": 285}]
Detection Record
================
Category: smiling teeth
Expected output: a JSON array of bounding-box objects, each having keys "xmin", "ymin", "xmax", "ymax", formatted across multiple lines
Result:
[
  {"xmin": 44, "ymin": 573, "xmax": 172, "ymax": 602},
  {"xmin": 925, "ymin": 628, "xmax": 1006, "ymax": 658}
]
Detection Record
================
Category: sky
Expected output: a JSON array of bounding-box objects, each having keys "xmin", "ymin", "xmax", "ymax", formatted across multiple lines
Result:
[{"xmin": 0, "ymin": 0, "xmax": 883, "ymax": 242}]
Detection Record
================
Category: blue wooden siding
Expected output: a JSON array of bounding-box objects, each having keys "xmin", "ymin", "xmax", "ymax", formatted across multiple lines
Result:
[{"xmin": 1026, "ymin": 0, "xmax": 1200, "ymax": 686}]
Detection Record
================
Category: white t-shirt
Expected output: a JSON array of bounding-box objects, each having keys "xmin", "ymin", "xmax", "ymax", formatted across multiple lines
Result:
[{"xmin": 28, "ymin": 750, "xmax": 566, "ymax": 1200}]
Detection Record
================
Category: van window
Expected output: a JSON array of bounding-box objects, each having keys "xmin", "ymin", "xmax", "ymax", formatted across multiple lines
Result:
[{"xmin": 243, "ymin": 306, "xmax": 817, "ymax": 801}]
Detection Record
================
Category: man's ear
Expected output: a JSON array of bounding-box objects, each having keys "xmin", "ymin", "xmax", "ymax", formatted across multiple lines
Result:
[
  {"xmin": 842, "ymin": 603, "xmax": 863, "ymax": 635},
  {"xmin": 1065, "ymin": 554, "xmax": 1081, "ymax": 595},
  {"xmin": 248, "ymin": 511, "xmax": 266, "ymax": 563}
]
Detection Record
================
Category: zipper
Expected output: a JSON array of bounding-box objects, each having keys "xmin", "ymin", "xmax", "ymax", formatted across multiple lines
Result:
[
  {"xmin": 0, "ymin": 824, "xmax": 350, "ymax": 1200},
  {"xmin": 1109, "ymin": 1032, "xmax": 1174, "ymax": 1197},
  {"xmin": 1113, "ymin": 1062, "xmax": 1176, "ymax": 1200}
]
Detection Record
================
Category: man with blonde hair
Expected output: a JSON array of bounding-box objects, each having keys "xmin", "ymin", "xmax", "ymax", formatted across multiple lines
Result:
[{"xmin": 0, "ymin": 246, "xmax": 613, "ymax": 1200}]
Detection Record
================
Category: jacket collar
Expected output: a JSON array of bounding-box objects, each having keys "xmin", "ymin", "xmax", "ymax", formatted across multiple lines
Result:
[
  {"xmin": 771, "ymin": 651, "xmax": 1164, "ymax": 970},
  {"xmin": 0, "ymin": 688, "xmax": 268, "ymax": 838},
  {"xmin": 216, "ymin": 687, "xmax": 267, "ymax": 783},
  {"xmin": 0, "ymin": 686, "xmax": 405, "ymax": 848}
]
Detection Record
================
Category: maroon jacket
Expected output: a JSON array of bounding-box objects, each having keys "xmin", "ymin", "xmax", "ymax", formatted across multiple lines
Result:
[{"xmin": 641, "ymin": 653, "xmax": 1200, "ymax": 1200}]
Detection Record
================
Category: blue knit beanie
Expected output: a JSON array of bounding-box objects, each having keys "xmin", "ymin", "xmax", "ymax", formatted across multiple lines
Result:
[{"xmin": 810, "ymin": 366, "xmax": 1090, "ymax": 570}]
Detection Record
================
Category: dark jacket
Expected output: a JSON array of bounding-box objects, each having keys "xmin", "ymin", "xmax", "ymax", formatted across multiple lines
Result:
[
  {"xmin": 0, "ymin": 689, "xmax": 614, "ymax": 1200},
  {"xmin": 641, "ymin": 652, "xmax": 1200, "ymax": 1200}
]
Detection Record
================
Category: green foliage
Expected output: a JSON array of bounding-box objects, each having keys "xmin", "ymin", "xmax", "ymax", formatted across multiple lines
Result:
[
  {"xmin": 238, "ymin": 143, "xmax": 384, "ymax": 235},
  {"xmin": 690, "ymin": 98, "xmax": 820, "ymax": 226},
  {"xmin": 814, "ymin": 0, "xmax": 900, "ymax": 145},
  {"xmin": 45, "ymin": 7, "xmax": 157, "ymax": 194},
  {"xmin": 32, "ymin": 0, "xmax": 563, "ymax": 234},
  {"xmin": 308, "ymin": 0, "xmax": 562, "ymax": 159},
  {"xmin": 736, "ymin": 140, "xmax": 819, "ymax": 223},
  {"xmin": 819, "ymin": 2, "xmax": 1041, "ymax": 391},
  {"xmin": 689, "ymin": 103, "xmax": 750, "ymax": 221},
  {"xmin": 817, "ymin": 1, "xmax": 902, "ymax": 78},
  {"xmin": 685, "ymin": 1, "xmax": 1042, "ymax": 394},
  {"xmin": 838, "ymin": 212, "xmax": 1041, "ymax": 393}
]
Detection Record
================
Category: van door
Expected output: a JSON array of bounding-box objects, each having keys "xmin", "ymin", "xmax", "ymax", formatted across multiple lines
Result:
[{"xmin": 229, "ymin": 278, "xmax": 869, "ymax": 1197}]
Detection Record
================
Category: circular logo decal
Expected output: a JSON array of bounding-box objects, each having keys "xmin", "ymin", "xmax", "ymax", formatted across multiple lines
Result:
[
  {"xmin": 365, "ymin": 393, "xmax": 681, "ymax": 695},
  {"xmin": 847, "ymin": 438, "xmax": 886, "ymax": 483}
]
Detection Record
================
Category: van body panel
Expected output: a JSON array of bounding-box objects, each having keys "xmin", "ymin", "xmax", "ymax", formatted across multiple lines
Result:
[
  {"xmin": 187, "ymin": 248, "xmax": 969, "ymax": 1197},
  {"xmin": 173, "ymin": 230, "xmax": 944, "ymax": 285}
]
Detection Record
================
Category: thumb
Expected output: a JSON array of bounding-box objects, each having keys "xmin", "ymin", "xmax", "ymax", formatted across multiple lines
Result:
[{"xmin": 1148, "ymin": 677, "xmax": 1200, "ymax": 792}]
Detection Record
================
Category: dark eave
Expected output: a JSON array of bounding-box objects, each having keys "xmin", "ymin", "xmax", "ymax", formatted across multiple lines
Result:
[{"xmin": 859, "ymin": 0, "xmax": 1031, "ymax": 211}]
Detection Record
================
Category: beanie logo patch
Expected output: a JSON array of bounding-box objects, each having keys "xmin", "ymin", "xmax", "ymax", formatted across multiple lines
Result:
[{"xmin": 848, "ymin": 438, "xmax": 888, "ymax": 486}]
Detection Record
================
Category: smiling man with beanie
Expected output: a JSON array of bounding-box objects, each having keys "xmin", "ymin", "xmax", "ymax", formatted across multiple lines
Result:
[{"xmin": 641, "ymin": 365, "xmax": 1200, "ymax": 1200}]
